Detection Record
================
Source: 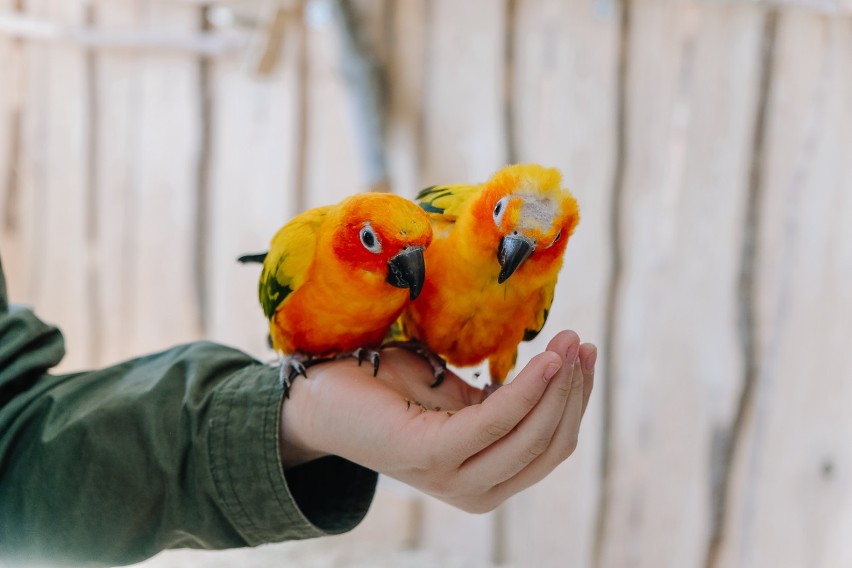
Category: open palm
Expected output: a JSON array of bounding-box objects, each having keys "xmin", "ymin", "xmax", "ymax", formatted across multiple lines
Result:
[{"xmin": 279, "ymin": 330, "xmax": 596, "ymax": 513}]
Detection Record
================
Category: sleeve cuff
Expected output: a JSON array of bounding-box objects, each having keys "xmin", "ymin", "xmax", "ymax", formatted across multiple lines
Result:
[{"xmin": 207, "ymin": 364, "xmax": 378, "ymax": 545}]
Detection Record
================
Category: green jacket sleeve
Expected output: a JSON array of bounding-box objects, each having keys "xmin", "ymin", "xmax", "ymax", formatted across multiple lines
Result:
[{"xmin": 0, "ymin": 257, "xmax": 378, "ymax": 566}]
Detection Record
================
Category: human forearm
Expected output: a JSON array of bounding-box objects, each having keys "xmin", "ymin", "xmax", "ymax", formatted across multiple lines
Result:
[{"xmin": 0, "ymin": 333, "xmax": 376, "ymax": 565}]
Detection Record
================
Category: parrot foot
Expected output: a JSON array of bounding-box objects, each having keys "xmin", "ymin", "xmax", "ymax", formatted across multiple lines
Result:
[
  {"xmin": 334, "ymin": 348, "xmax": 381, "ymax": 377},
  {"xmin": 279, "ymin": 354, "xmax": 310, "ymax": 398},
  {"xmin": 383, "ymin": 340, "xmax": 447, "ymax": 388}
]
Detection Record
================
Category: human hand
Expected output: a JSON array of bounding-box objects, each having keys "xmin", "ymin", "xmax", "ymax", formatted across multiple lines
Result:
[{"xmin": 278, "ymin": 330, "xmax": 596, "ymax": 513}]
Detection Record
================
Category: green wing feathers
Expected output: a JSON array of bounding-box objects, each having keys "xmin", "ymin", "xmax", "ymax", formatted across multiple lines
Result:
[
  {"xmin": 416, "ymin": 184, "xmax": 480, "ymax": 221},
  {"xmin": 259, "ymin": 206, "xmax": 330, "ymax": 319}
]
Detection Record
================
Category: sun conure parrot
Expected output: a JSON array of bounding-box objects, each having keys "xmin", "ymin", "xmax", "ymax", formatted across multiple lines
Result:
[
  {"xmin": 239, "ymin": 192, "xmax": 433, "ymax": 392},
  {"xmin": 398, "ymin": 163, "xmax": 579, "ymax": 390}
]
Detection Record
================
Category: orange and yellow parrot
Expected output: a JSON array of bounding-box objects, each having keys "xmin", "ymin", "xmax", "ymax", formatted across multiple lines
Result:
[
  {"xmin": 399, "ymin": 164, "xmax": 579, "ymax": 390},
  {"xmin": 239, "ymin": 193, "xmax": 433, "ymax": 391}
]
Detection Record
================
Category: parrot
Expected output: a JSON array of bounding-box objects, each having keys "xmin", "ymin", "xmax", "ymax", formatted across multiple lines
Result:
[
  {"xmin": 238, "ymin": 192, "xmax": 433, "ymax": 392},
  {"xmin": 398, "ymin": 163, "xmax": 579, "ymax": 390}
]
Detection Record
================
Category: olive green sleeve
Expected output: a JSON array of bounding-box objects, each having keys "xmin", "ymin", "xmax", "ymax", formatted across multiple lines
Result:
[{"xmin": 0, "ymin": 257, "xmax": 378, "ymax": 566}]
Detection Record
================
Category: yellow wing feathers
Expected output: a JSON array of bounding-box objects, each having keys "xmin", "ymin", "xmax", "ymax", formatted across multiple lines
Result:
[{"xmin": 259, "ymin": 206, "xmax": 330, "ymax": 319}]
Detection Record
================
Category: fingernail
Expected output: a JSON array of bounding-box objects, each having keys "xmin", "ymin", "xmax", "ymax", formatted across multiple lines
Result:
[
  {"xmin": 583, "ymin": 348, "xmax": 598, "ymax": 372},
  {"xmin": 544, "ymin": 362, "xmax": 562, "ymax": 381},
  {"xmin": 566, "ymin": 342, "xmax": 579, "ymax": 363}
]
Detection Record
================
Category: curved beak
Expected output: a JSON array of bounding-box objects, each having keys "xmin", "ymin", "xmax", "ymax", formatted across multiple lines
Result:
[
  {"xmin": 497, "ymin": 234, "xmax": 535, "ymax": 284},
  {"xmin": 386, "ymin": 246, "xmax": 426, "ymax": 300}
]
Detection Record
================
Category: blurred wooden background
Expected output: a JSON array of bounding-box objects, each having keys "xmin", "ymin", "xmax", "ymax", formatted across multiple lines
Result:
[{"xmin": 1, "ymin": 0, "xmax": 851, "ymax": 566}]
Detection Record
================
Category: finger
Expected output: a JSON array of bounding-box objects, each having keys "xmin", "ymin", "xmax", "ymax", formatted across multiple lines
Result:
[
  {"xmin": 485, "ymin": 355, "xmax": 588, "ymax": 502},
  {"xmin": 454, "ymin": 332, "xmax": 581, "ymax": 487},
  {"xmin": 578, "ymin": 343, "xmax": 597, "ymax": 417},
  {"xmin": 437, "ymin": 346, "xmax": 567, "ymax": 466}
]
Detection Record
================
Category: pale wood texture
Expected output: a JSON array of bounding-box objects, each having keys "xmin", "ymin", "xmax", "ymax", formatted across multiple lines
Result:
[
  {"xmin": 385, "ymin": 0, "xmax": 427, "ymax": 198},
  {"xmin": 204, "ymin": 4, "xmax": 300, "ymax": 359},
  {"xmin": 302, "ymin": 0, "xmax": 366, "ymax": 209},
  {"xmin": 421, "ymin": 0, "xmax": 507, "ymax": 185},
  {"xmin": 0, "ymin": 0, "xmax": 21, "ymax": 283},
  {"xmin": 0, "ymin": 0, "xmax": 12, "ymax": 223},
  {"xmin": 16, "ymin": 0, "xmax": 93, "ymax": 370},
  {"xmin": 718, "ymin": 11, "xmax": 852, "ymax": 568},
  {"xmin": 599, "ymin": 2, "xmax": 766, "ymax": 566},
  {"xmin": 92, "ymin": 0, "xmax": 202, "ymax": 367},
  {"xmin": 3, "ymin": 1, "xmax": 852, "ymax": 566}
]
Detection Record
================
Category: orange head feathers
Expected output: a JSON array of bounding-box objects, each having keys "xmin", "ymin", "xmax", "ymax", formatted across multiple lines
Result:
[
  {"xmin": 326, "ymin": 193, "xmax": 433, "ymax": 299},
  {"xmin": 464, "ymin": 164, "xmax": 579, "ymax": 284}
]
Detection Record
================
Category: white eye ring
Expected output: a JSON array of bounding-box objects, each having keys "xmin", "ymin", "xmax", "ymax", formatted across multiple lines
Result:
[
  {"xmin": 493, "ymin": 197, "xmax": 510, "ymax": 228},
  {"xmin": 360, "ymin": 223, "xmax": 382, "ymax": 254}
]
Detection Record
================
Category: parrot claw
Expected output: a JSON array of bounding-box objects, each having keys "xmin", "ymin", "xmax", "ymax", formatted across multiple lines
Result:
[
  {"xmin": 350, "ymin": 348, "xmax": 381, "ymax": 377},
  {"xmin": 429, "ymin": 370, "xmax": 446, "ymax": 388},
  {"xmin": 279, "ymin": 355, "xmax": 311, "ymax": 398},
  {"xmin": 384, "ymin": 340, "xmax": 447, "ymax": 389},
  {"xmin": 278, "ymin": 364, "xmax": 293, "ymax": 398},
  {"xmin": 381, "ymin": 340, "xmax": 447, "ymax": 388},
  {"xmin": 297, "ymin": 362, "xmax": 308, "ymax": 379}
]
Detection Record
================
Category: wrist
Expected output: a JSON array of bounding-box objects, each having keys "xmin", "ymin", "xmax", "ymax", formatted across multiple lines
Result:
[{"xmin": 278, "ymin": 386, "xmax": 328, "ymax": 470}]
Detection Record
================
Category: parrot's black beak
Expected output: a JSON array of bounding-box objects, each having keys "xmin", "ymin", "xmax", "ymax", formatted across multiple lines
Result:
[
  {"xmin": 497, "ymin": 234, "xmax": 535, "ymax": 284},
  {"xmin": 387, "ymin": 246, "xmax": 426, "ymax": 300}
]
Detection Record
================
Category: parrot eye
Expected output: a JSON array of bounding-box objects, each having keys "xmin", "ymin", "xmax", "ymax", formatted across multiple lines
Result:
[
  {"xmin": 493, "ymin": 197, "xmax": 509, "ymax": 227},
  {"xmin": 360, "ymin": 224, "xmax": 382, "ymax": 254}
]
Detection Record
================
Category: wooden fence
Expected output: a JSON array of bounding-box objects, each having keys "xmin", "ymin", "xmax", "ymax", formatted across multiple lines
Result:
[{"xmin": 1, "ymin": 0, "xmax": 851, "ymax": 566}]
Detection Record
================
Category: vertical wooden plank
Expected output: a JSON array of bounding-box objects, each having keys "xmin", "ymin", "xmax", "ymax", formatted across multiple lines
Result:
[
  {"xmin": 90, "ymin": 0, "xmax": 135, "ymax": 366},
  {"xmin": 600, "ymin": 2, "xmax": 764, "ymax": 566},
  {"xmin": 420, "ymin": 0, "xmax": 507, "ymax": 185},
  {"xmin": 416, "ymin": 0, "xmax": 507, "ymax": 561},
  {"xmin": 0, "ymin": 0, "xmax": 11, "ymax": 221},
  {"xmin": 385, "ymin": 0, "xmax": 427, "ymax": 198},
  {"xmin": 302, "ymin": 0, "xmax": 367, "ymax": 209},
  {"xmin": 91, "ymin": 0, "xmax": 142, "ymax": 367},
  {"xmin": 718, "ymin": 12, "xmax": 852, "ymax": 568},
  {"xmin": 204, "ymin": 7, "xmax": 300, "ymax": 359},
  {"xmin": 93, "ymin": 0, "xmax": 202, "ymax": 366},
  {"xmin": 126, "ymin": 1, "xmax": 203, "ymax": 359},
  {"xmin": 343, "ymin": 0, "xmax": 389, "ymax": 191},
  {"xmin": 0, "ymin": 0, "xmax": 20, "ymax": 273},
  {"xmin": 504, "ymin": 0, "xmax": 618, "ymax": 565},
  {"xmin": 17, "ymin": 0, "xmax": 92, "ymax": 371}
]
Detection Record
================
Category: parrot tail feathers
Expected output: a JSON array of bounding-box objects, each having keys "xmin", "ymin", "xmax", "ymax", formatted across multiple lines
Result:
[{"xmin": 237, "ymin": 251, "xmax": 268, "ymax": 264}]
